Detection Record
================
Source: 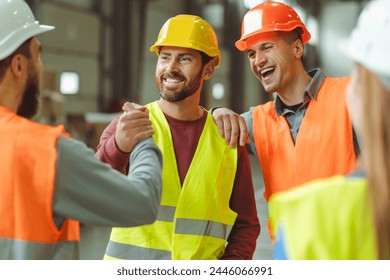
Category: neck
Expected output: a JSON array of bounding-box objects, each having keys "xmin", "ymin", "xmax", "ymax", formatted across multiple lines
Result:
[
  {"xmin": 158, "ymin": 96, "xmax": 203, "ymax": 121},
  {"xmin": 277, "ymin": 67, "xmax": 311, "ymax": 106}
]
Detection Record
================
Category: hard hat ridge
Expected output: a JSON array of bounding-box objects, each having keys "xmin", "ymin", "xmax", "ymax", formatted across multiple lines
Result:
[{"xmin": 0, "ymin": 0, "xmax": 54, "ymax": 60}]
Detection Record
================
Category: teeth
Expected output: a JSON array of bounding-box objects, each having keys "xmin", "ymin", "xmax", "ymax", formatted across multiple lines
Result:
[
  {"xmin": 165, "ymin": 78, "xmax": 181, "ymax": 83},
  {"xmin": 261, "ymin": 67, "xmax": 275, "ymax": 75}
]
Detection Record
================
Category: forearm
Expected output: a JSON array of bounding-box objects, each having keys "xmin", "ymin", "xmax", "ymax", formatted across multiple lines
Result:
[
  {"xmin": 221, "ymin": 216, "xmax": 260, "ymax": 260},
  {"xmin": 241, "ymin": 109, "xmax": 257, "ymax": 156},
  {"xmin": 95, "ymin": 117, "xmax": 129, "ymax": 173},
  {"xmin": 53, "ymin": 135, "xmax": 162, "ymax": 227}
]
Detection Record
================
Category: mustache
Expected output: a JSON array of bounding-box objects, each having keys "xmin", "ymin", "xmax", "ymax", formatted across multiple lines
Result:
[{"xmin": 161, "ymin": 72, "xmax": 185, "ymax": 80}]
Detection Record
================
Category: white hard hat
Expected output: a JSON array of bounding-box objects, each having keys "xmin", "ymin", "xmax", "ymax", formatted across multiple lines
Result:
[
  {"xmin": 342, "ymin": 0, "xmax": 390, "ymax": 81},
  {"xmin": 0, "ymin": 0, "xmax": 54, "ymax": 60}
]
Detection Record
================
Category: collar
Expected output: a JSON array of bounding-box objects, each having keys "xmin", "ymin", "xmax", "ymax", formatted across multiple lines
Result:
[{"xmin": 274, "ymin": 68, "xmax": 325, "ymax": 116}]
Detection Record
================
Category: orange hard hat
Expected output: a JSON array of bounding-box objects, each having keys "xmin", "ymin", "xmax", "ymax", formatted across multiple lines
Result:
[{"xmin": 235, "ymin": 1, "xmax": 311, "ymax": 51}]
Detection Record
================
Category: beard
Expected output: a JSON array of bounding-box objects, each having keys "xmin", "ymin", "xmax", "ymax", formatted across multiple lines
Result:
[
  {"xmin": 17, "ymin": 64, "xmax": 40, "ymax": 119},
  {"xmin": 156, "ymin": 70, "xmax": 203, "ymax": 102}
]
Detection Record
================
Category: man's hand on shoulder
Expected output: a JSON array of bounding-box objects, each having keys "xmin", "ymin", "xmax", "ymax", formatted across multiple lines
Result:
[{"xmin": 212, "ymin": 108, "xmax": 249, "ymax": 148}]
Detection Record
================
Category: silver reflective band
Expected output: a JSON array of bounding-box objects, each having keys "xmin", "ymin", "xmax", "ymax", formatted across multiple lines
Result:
[
  {"xmin": 175, "ymin": 218, "xmax": 232, "ymax": 240},
  {"xmin": 0, "ymin": 237, "xmax": 79, "ymax": 260},
  {"xmin": 105, "ymin": 240, "xmax": 171, "ymax": 260},
  {"xmin": 157, "ymin": 205, "xmax": 176, "ymax": 222}
]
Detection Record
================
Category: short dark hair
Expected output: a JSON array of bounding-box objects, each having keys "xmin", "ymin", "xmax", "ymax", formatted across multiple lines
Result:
[
  {"xmin": 0, "ymin": 38, "xmax": 32, "ymax": 82},
  {"xmin": 199, "ymin": 51, "xmax": 213, "ymax": 67},
  {"xmin": 279, "ymin": 28, "xmax": 303, "ymax": 45}
]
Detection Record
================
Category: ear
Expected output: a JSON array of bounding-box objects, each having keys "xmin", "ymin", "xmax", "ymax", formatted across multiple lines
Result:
[
  {"xmin": 10, "ymin": 55, "xmax": 25, "ymax": 78},
  {"xmin": 203, "ymin": 61, "xmax": 215, "ymax": 81},
  {"xmin": 293, "ymin": 39, "xmax": 305, "ymax": 59}
]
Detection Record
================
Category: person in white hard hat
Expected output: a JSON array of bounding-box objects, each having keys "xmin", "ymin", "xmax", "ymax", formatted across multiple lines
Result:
[
  {"xmin": 0, "ymin": 0, "xmax": 162, "ymax": 259},
  {"xmin": 268, "ymin": 0, "xmax": 390, "ymax": 260}
]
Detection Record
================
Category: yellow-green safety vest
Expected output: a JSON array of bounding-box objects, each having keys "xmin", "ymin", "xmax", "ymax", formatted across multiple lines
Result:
[
  {"xmin": 104, "ymin": 101, "xmax": 238, "ymax": 260},
  {"xmin": 269, "ymin": 174, "xmax": 377, "ymax": 260}
]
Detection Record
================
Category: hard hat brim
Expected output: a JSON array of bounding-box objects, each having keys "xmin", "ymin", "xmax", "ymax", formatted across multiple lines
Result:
[
  {"xmin": 235, "ymin": 27, "xmax": 311, "ymax": 52},
  {"xmin": 0, "ymin": 23, "xmax": 54, "ymax": 60},
  {"xmin": 149, "ymin": 44, "xmax": 221, "ymax": 67}
]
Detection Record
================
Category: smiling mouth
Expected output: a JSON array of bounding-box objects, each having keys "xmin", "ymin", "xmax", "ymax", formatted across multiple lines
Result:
[
  {"xmin": 162, "ymin": 73, "xmax": 185, "ymax": 86},
  {"xmin": 164, "ymin": 78, "xmax": 183, "ymax": 84},
  {"xmin": 260, "ymin": 67, "xmax": 276, "ymax": 79}
]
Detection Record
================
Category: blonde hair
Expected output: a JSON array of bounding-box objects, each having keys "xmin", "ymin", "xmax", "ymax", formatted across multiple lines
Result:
[{"xmin": 359, "ymin": 64, "xmax": 390, "ymax": 259}]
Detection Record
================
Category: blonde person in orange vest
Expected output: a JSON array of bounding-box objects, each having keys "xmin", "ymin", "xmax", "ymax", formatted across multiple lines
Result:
[
  {"xmin": 0, "ymin": 0, "xmax": 162, "ymax": 259},
  {"xmin": 211, "ymin": 2, "xmax": 358, "ymax": 237}
]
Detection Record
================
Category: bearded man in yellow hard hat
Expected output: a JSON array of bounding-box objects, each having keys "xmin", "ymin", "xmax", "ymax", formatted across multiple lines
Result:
[{"xmin": 97, "ymin": 14, "xmax": 260, "ymax": 260}]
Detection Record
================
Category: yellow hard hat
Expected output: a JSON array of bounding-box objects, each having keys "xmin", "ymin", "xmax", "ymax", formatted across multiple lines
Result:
[{"xmin": 150, "ymin": 14, "xmax": 221, "ymax": 67}]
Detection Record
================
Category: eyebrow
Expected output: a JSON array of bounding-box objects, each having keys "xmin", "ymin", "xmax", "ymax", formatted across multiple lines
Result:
[
  {"xmin": 247, "ymin": 42, "xmax": 274, "ymax": 53},
  {"xmin": 160, "ymin": 51, "xmax": 195, "ymax": 57}
]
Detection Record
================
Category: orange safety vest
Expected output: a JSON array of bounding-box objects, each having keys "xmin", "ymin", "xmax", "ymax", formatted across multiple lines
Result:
[
  {"xmin": 253, "ymin": 77, "xmax": 356, "ymax": 201},
  {"xmin": 0, "ymin": 106, "xmax": 80, "ymax": 259}
]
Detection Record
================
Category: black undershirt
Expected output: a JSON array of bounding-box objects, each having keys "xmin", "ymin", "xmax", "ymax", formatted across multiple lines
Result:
[{"xmin": 282, "ymin": 102, "xmax": 303, "ymax": 112}]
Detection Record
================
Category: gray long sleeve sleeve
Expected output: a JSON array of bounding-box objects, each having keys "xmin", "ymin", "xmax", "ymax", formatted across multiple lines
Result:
[
  {"xmin": 242, "ymin": 108, "xmax": 257, "ymax": 156},
  {"xmin": 52, "ymin": 135, "xmax": 162, "ymax": 228}
]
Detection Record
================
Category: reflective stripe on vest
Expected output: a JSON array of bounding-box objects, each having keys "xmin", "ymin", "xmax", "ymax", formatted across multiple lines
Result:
[
  {"xmin": 269, "ymin": 175, "xmax": 377, "ymax": 259},
  {"xmin": 175, "ymin": 218, "xmax": 233, "ymax": 240},
  {"xmin": 0, "ymin": 107, "xmax": 80, "ymax": 259},
  {"xmin": 157, "ymin": 205, "xmax": 176, "ymax": 222},
  {"xmin": 105, "ymin": 240, "xmax": 171, "ymax": 260},
  {"xmin": 0, "ymin": 238, "xmax": 79, "ymax": 260},
  {"xmin": 105, "ymin": 217, "xmax": 234, "ymax": 260},
  {"xmin": 253, "ymin": 77, "xmax": 356, "ymax": 201},
  {"xmin": 105, "ymin": 101, "xmax": 238, "ymax": 260}
]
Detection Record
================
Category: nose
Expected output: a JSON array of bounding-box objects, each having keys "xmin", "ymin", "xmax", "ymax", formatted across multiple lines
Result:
[
  {"xmin": 254, "ymin": 51, "xmax": 266, "ymax": 68},
  {"xmin": 165, "ymin": 59, "xmax": 178, "ymax": 72}
]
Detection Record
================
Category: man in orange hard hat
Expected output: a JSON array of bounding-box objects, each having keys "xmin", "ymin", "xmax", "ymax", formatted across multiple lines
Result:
[
  {"xmin": 212, "ymin": 1, "xmax": 359, "ymax": 234},
  {"xmin": 97, "ymin": 14, "xmax": 260, "ymax": 260},
  {"xmin": 269, "ymin": 0, "xmax": 390, "ymax": 260}
]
